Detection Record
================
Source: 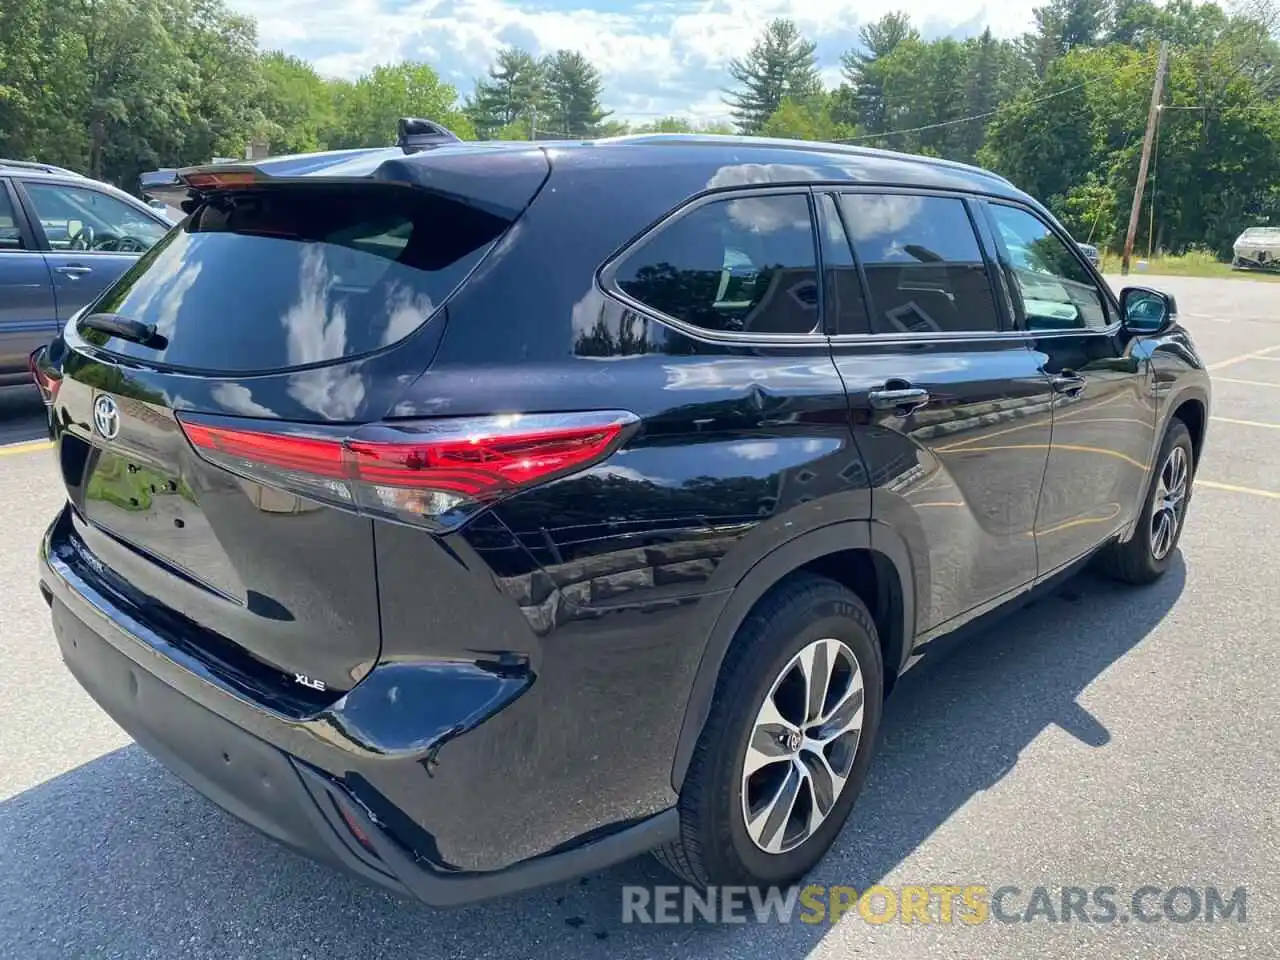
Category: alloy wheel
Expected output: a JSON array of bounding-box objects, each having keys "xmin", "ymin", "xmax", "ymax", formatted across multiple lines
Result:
[
  {"xmin": 1150, "ymin": 445, "xmax": 1190, "ymax": 561},
  {"xmin": 740, "ymin": 638, "xmax": 865, "ymax": 854}
]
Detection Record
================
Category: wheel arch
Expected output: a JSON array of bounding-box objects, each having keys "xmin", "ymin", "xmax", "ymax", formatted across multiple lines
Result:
[
  {"xmin": 670, "ymin": 520, "xmax": 915, "ymax": 792},
  {"xmin": 1168, "ymin": 392, "xmax": 1207, "ymax": 468}
]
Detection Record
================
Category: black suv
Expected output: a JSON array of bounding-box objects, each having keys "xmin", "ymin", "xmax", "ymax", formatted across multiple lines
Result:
[{"xmin": 35, "ymin": 132, "xmax": 1209, "ymax": 906}]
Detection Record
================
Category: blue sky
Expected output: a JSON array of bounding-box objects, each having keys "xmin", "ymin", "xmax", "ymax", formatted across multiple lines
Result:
[{"xmin": 225, "ymin": 0, "xmax": 1042, "ymax": 124}]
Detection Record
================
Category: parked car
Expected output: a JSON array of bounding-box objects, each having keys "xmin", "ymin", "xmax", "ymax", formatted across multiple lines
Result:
[
  {"xmin": 1231, "ymin": 226, "xmax": 1280, "ymax": 270},
  {"xmin": 35, "ymin": 130, "xmax": 1210, "ymax": 906},
  {"xmin": 1, "ymin": 159, "xmax": 169, "ymax": 386},
  {"xmin": 1076, "ymin": 240, "xmax": 1101, "ymax": 267}
]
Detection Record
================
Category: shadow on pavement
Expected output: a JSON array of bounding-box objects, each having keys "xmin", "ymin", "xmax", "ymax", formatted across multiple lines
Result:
[
  {"xmin": 0, "ymin": 559, "xmax": 1185, "ymax": 959},
  {"xmin": 0, "ymin": 386, "xmax": 49, "ymax": 446}
]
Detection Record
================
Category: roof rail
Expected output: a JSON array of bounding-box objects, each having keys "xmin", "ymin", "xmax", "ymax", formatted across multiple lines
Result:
[
  {"xmin": 0, "ymin": 158, "xmax": 82, "ymax": 177},
  {"xmin": 396, "ymin": 118, "xmax": 461, "ymax": 155}
]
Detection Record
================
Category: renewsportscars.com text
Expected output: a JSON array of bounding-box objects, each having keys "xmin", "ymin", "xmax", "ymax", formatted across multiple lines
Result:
[{"xmin": 621, "ymin": 884, "xmax": 1248, "ymax": 925}]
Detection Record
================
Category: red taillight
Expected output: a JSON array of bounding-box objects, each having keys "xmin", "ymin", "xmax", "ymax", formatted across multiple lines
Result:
[
  {"xmin": 28, "ymin": 347, "xmax": 60, "ymax": 404},
  {"xmin": 181, "ymin": 170, "xmax": 258, "ymax": 191},
  {"xmin": 179, "ymin": 412, "xmax": 637, "ymax": 528},
  {"xmin": 180, "ymin": 422, "xmax": 346, "ymax": 478}
]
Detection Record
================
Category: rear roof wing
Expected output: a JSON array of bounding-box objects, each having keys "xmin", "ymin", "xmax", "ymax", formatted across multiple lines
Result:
[{"xmin": 139, "ymin": 136, "xmax": 551, "ymax": 223}]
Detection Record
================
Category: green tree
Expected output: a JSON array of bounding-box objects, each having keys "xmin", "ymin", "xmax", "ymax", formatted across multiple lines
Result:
[
  {"xmin": 165, "ymin": 0, "xmax": 265, "ymax": 168},
  {"xmin": 630, "ymin": 116, "xmax": 736, "ymax": 134},
  {"xmin": 330, "ymin": 62, "xmax": 472, "ymax": 149},
  {"xmin": 837, "ymin": 12, "xmax": 918, "ymax": 133},
  {"xmin": 258, "ymin": 52, "xmax": 337, "ymax": 155},
  {"xmin": 725, "ymin": 18, "xmax": 822, "ymax": 133},
  {"xmin": 982, "ymin": 21, "xmax": 1280, "ymax": 257},
  {"xmin": 468, "ymin": 47, "xmax": 546, "ymax": 138},
  {"xmin": 0, "ymin": 0, "xmax": 90, "ymax": 166},
  {"xmin": 759, "ymin": 96, "xmax": 855, "ymax": 141},
  {"xmin": 543, "ymin": 50, "xmax": 610, "ymax": 136},
  {"xmin": 1024, "ymin": 0, "xmax": 1112, "ymax": 75}
]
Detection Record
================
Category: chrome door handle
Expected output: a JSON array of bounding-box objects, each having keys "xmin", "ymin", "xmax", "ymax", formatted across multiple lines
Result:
[
  {"xmin": 868, "ymin": 386, "xmax": 931, "ymax": 413},
  {"xmin": 55, "ymin": 264, "xmax": 92, "ymax": 278},
  {"xmin": 1050, "ymin": 373, "xmax": 1087, "ymax": 397}
]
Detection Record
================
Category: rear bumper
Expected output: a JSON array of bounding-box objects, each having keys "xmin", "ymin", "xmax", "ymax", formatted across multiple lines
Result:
[{"xmin": 40, "ymin": 511, "xmax": 678, "ymax": 907}]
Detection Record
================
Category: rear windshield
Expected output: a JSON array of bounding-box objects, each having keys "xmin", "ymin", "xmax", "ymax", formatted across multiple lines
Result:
[{"xmin": 80, "ymin": 183, "xmax": 510, "ymax": 373}]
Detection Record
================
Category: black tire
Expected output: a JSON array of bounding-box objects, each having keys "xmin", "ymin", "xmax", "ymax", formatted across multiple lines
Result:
[
  {"xmin": 653, "ymin": 574, "xmax": 884, "ymax": 888},
  {"xmin": 1096, "ymin": 418, "xmax": 1194, "ymax": 585}
]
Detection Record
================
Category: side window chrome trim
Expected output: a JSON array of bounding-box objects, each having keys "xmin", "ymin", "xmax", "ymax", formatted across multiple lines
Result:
[
  {"xmin": 827, "ymin": 327, "xmax": 1105, "ymax": 346},
  {"xmin": 597, "ymin": 185, "xmax": 831, "ymax": 346}
]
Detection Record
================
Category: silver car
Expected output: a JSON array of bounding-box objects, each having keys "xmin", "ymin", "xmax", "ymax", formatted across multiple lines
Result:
[{"xmin": 1232, "ymin": 226, "xmax": 1280, "ymax": 270}]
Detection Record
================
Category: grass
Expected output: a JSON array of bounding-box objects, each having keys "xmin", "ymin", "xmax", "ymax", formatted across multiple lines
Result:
[{"xmin": 1098, "ymin": 247, "xmax": 1280, "ymax": 282}]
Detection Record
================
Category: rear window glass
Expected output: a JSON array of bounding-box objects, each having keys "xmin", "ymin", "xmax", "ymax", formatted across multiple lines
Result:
[{"xmin": 81, "ymin": 184, "xmax": 510, "ymax": 373}]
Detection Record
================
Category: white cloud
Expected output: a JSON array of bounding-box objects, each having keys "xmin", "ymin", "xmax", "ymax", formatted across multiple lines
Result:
[
  {"xmin": 226, "ymin": 0, "xmax": 1042, "ymax": 123},
  {"xmin": 732, "ymin": 441, "xmax": 780, "ymax": 460}
]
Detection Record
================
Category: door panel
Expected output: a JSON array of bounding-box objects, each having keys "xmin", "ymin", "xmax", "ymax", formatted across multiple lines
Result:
[
  {"xmin": 836, "ymin": 341, "xmax": 1054, "ymax": 634},
  {"xmin": 1032, "ymin": 335, "xmax": 1154, "ymax": 573},
  {"xmin": 16, "ymin": 179, "xmax": 166, "ymax": 322},
  {"xmin": 0, "ymin": 180, "xmax": 58, "ymax": 378},
  {"xmin": 823, "ymin": 189, "xmax": 1054, "ymax": 636},
  {"xmin": 982, "ymin": 201, "xmax": 1155, "ymax": 574},
  {"xmin": 40, "ymin": 251, "xmax": 140, "ymax": 321}
]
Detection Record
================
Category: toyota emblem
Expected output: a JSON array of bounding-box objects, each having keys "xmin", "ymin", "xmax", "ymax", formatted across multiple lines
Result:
[{"xmin": 93, "ymin": 395, "xmax": 120, "ymax": 440}]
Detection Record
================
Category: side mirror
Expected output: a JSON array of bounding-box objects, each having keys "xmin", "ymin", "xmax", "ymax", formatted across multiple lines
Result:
[{"xmin": 1120, "ymin": 286, "xmax": 1177, "ymax": 335}]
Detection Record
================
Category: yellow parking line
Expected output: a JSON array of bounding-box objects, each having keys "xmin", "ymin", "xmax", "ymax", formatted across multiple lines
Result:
[
  {"xmin": 1198, "ymin": 479, "xmax": 1280, "ymax": 500},
  {"xmin": 0, "ymin": 440, "xmax": 52, "ymax": 456},
  {"xmin": 1214, "ymin": 377, "xmax": 1280, "ymax": 388},
  {"xmin": 1212, "ymin": 416, "xmax": 1280, "ymax": 430},
  {"xmin": 1208, "ymin": 343, "xmax": 1280, "ymax": 370}
]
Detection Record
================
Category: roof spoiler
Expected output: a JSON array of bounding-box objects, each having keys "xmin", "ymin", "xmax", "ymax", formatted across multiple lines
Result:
[
  {"xmin": 138, "ymin": 168, "xmax": 189, "ymax": 206},
  {"xmin": 397, "ymin": 118, "xmax": 460, "ymax": 155}
]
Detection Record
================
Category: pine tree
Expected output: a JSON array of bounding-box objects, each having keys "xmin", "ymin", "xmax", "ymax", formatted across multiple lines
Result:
[
  {"xmin": 838, "ymin": 12, "xmax": 919, "ymax": 134},
  {"xmin": 724, "ymin": 19, "xmax": 822, "ymax": 134},
  {"xmin": 1024, "ymin": 0, "xmax": 1111, "ymax": 74},
  {"xmin": 543, "ymin": 50, "xmax": 610, "ymax": 137},
  {"xmin": 467, "ymin": 47, "xmax": 546, "ymax": 138}
]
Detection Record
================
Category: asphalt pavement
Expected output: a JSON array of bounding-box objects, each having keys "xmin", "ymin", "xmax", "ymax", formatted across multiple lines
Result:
[{"xmin": 1, "ymin": 274, "xmax": 1277, "ymax": 958}]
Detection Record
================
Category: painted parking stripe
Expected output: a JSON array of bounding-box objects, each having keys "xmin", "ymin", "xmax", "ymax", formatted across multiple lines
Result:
[
  {"xmin": 1197, "ymin": 479, "xmax": 1280, "ymax": 500},
  {"xmin": 1212, "ymin": 416, "xmax": 1280, "ymax": 430},
  {"xmin": 1208, "ymin": 343, "xmax": 1280, "ymax": 370},
  {"xmin": 0, "ymin": 440, "xmax": 52, "ymax": 456},
  {"xmin": 1213, "ymin": 377, "xmax": 1280, "ymax": 388}
]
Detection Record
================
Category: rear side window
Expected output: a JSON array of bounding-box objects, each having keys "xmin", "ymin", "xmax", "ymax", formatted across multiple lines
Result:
[
  {"xmin": 987, "ymin": 204, "xmax": 1110, "ymax": 331},
  {"xmin": 613, "ymin": 193, "xmax": 820, "ymax": 336},
  {"xmin": 838, "ymin": 193, "xmax": 1000, "ymax": 335},
  {"xmin": 82, "ymin": 184, "xmax": 510, "ymax": 373},
  {"xmin": 0, "ymin": 187, "xmax": 24, "ymax": 250}
]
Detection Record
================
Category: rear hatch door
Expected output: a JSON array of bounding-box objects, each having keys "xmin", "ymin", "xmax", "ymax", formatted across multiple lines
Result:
[{"xmin": 49, "ymin": 145, "xmax": 549, "ymax": 710}]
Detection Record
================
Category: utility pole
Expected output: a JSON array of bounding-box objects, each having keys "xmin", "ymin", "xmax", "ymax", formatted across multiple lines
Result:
[{"xmin": 1122, "ymin": 41, "xmax": 1169, "ymax": 276}]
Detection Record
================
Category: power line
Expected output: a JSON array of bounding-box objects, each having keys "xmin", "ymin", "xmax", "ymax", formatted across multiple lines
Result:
[{"xmin": 835, "ymin": 52, "xmax": 1160, "ymax": 144}]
